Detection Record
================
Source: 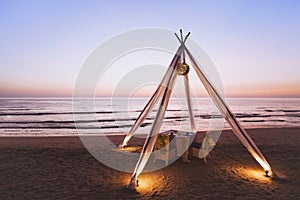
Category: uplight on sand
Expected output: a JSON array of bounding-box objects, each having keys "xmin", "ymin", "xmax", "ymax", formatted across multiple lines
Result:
[
  {"xmin": 135, "ymin": 176, "xmax": 155, "ymax": 192},
  {"xmin": 238, "ymin": 167, "xmax": 272, "ymax": 183},
  {"xmin": 123, "ymin": 173, "xmax": 166, "ymax": 194}
]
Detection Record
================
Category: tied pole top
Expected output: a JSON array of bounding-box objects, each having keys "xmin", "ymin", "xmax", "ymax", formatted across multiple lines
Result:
[{"xmin": 174, "ymin": 29, "xmax": 191, "ymax": 46}]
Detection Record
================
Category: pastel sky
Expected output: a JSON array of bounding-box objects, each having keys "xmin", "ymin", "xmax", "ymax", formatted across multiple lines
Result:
[{"xmin": 1, "ymin": 0, "xmax": 300, "ymax": 98}]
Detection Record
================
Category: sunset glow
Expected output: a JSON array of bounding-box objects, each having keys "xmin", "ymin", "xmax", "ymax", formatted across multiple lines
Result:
[{"xmin": 1, "ymin": 1, "xmax": 299, "ymax": 98}]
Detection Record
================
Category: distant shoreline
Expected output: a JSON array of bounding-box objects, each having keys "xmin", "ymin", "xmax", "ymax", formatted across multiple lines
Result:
[
  {"xmin": 1, "ymin": 127, "xmax": 299, "ymax": 147},
  {"xmin": 0, "ymin": 126, "xmax": 299, "ymax": 138}
]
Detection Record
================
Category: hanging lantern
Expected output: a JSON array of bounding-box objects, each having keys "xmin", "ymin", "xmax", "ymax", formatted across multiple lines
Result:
[{"xmin": 177, "ymin": 62, "xmax": 190, "ymax": 76}]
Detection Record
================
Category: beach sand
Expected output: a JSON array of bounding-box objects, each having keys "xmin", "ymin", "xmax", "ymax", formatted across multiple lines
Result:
[{"xmin": 0, "ymin": 127, "xmax": 299, "ymax": 199}]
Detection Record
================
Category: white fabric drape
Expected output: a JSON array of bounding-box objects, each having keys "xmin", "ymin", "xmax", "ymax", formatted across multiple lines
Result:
[
  {"xmin": 127, "ymin": 46, "xmax": 183, "ymax": 185},
  {"xmin": 184, "ymin": 75, "xmax": 196, "ymax": 132},
  {"xmin": 185, "ymin": 46, "xmax": 271, "ymax": 171}
]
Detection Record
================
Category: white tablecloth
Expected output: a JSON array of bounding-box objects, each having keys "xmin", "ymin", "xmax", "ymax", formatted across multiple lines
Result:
[{"xmin": 175, "ymin": 132, "xmax": 196, "ymax": 161}]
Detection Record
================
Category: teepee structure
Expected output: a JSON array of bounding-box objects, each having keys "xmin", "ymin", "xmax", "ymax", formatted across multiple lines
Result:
[{"xmin": 121, "ymin": 30, "xmax": 273, "ymax": 190}]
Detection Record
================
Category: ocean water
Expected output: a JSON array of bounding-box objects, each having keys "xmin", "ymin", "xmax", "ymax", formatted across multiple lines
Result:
[{"xmin": 0, "ymin": 98, "xmax": 299, "ymax": 136}]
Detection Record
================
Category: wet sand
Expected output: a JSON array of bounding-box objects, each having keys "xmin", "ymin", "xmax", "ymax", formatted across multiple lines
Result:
[{"xmin": 0, "ymin": 127, "xmax": 299, "ymax": 199}]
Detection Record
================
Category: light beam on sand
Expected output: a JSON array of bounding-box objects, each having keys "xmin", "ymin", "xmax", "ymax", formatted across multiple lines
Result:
[
  {"xmin": 230, "ymin": 167, "xmax": 272, "ymax": 183},
  {"xmin": 123, "ymin": 173, "xmax": 165, "ymax": 194},
  {"xmin": 248, "ymin": 169, "xmax": 272, "ymax": 182},
  {"xmin": 119, "ymin": 146, "xmax": 142, "ymax": 153},
  {"xmin": 135, "ymin": 176, "xmax": 154, "ymax": 191}
]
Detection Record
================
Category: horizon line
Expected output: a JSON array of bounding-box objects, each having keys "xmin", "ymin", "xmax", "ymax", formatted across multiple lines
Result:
[{"xmin": 1, "ymin": 96, "xmax": 300, "ymax": 99}]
